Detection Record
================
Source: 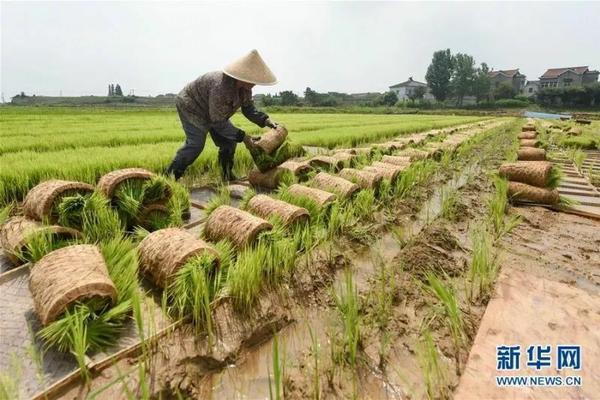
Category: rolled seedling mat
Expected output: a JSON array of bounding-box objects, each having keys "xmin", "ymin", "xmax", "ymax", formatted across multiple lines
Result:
[
  {"xmin": 256, "ymin": 125, "xmax": 288, "ymax": 154},
  {"xmin": 249, "ymin": 167, "xmax": 290, "ymax": 190},
  {"xmin": 204, "ymin": 205, "xmax": 272, "ymax": 248},
  {"xmin": 0, "ymin": 216, "xmax": 81, "ymax": 265},
  {"xmin": 331, "ymin": 151, "xmax": 356, "ymax": 164},
  {"xmin": 138, "ymin": 228, "xmax": 219, "ymax": 288},
  {"xmin": 309, "ymin": 155, "xmax": 345, "ymax": 172},
  {"xmin": 97, "ymin": 168, "xmax": 155, "ymax": 199},
  {"xmin": 396, "ymin": 149, "xmax": 430, "ymax": 161},
  {"xmin": 508, "ymin": 182, "xmax": 559, "ymax": 205},
  {"xmin": 247, "ymin": 194, "xmax": 310, "ymax": 226},
  {"xmin": 353, "ymin": 148, "xmax": 373, "ymax": 155},
  {"xmin": 287, "ymin": 184, "xmax": 337, "ymax": 209},
  {"xmin": 575, "ymin": 119, "xmax": 591, "ymax": 125},
  {"xmin": 391, "ymin": 137, "xmax": 413, "ymax": 147},
  {"xmin": 311, "ymin": 172, "xmax": 360, "ymax": 199},
  {"xmin": 372, "ymin": 142, "xmax": 398, "ymax": 153},
  {"xmin": 382, "ymin": 155, "xmax": 412, "ymax": 166},
  {"xmin": 522, "ymin": 125, "xmax": 536, "ymax": 132},
  {"xmin": 519, "ymin": 139, "xmax": 541, "ymax": 148},
  {"xmin": 137, "ymin": 203, "xmax": 171, "ymax": 230},
  {"xmin": 422, "ymin": 145, "xmax": 444, "ymax": 160},
  {"xmin": 498, "ymin": 161, "xmax": 554, "ymax": 188},
  {"xmin": 339, "ymin": 168, "xmax": 382, "ymax": 189},
  {"xmin": 22, "ymin": 180, "xmax": 95, "ymax": 223},
  {"xmin": 337, "ymin": 148, "xmax": 357, "ymax": 155},
  {"xmin": 370, "ymin": 161, "xmax": 407, "ymax": 180},
  {"xmin": 279, "ymin": 160, "xmax": 313, "ymax": 179},
  {"xmin": 567, "ymin": 127, "xmax": 582, "ymax": 136},
  {"xmin": 517, "ymin": 148, "xmax": 546, "ymax": 161},
  {"xmin": 28, "ymin": 244, "xmax": 117, "ymax": 325},
  {"xmin": 518, "ymin": 132, "xmax": 537, "ymax": 140}
]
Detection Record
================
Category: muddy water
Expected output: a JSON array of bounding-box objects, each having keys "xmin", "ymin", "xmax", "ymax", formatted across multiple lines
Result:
[{"xmin": 202, "ymin": 163, "xmax": 480, "ymax": 399}]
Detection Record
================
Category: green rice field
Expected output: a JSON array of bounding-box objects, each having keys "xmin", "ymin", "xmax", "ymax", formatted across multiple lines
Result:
[{"xmin": 0, "ymin": 106, "xmax": 486, "ymax": 204}]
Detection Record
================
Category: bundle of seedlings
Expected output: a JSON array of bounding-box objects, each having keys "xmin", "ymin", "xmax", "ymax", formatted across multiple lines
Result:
[
  {"xmin": 310, "ymin": 172, "xmax": 360, "ymax": 199},
  {"xmin": 22, "ymin": 179, "xmax": 95, "ymax": 224},
  {"xmin": 204, "ymin": 205, "xmax": 273, "ymax": 249},
  {"xmin": 244, "ymin": 193, "xmax": 310, "ymax": 226},
  {"xmin": 566, "ymin": 127, "xmax": 582, "ymax": 136},
  {"xmin": 280, "ymin": 183, "xmax": 337, "ymax": 215},
  {"xmin": 498, "ymin": 161, "xmax": 562, "ymax": 188},
  {"xmin": 519, "ymin": 139, "xmax": 542, "ymax": 148},
  {"xmin": 396, "ymin": 148, "xmax": 430, "ymax": 161},
  {"xmin": 331, "ymin": 151, "xmax": 357, "ymax": 165},
  {"xmin": 522, "ymin": 124, "xmax": 536, "ymax": 132},
  {"xmin": 518, "ymin": 131, "xmax": 537, "ymax": 140},
  {"xmin": 249, "ymin": 128, "xmax": 306, "ymax": 172},
  {"xmin": 248, "ymin": 166, "xmax": 295, "ymax": 190},
  {"xmin": 364, "ymin": 161, "xmax": 406, "ymax": 181},
  {"xmin": 279, "ymin": 160, "xmax": 314, "ymax": 181},
  {"xmin": 499, "ymin": 161, "xmax": 562, "ymax": 205},
  {"xmin": 517, "ymin": 148, "xmax": 546, "ymax": 161},
  {"xmin": 338, "ymin": 168, "xmax": 382, "ymax": 190},
  {"xmin": 381, "ymin": 155, "xmax": 412, "ymax": 166},
  {"xmin": 507, "ymin": 182, "xmax": 560, "ymax": 205},
  {"xmin": 33, "ymin": 239, "xmax": 139, "ymax": 368},
  {"xmin": 308, "ymin": 155, "xmax": 345, "ymax": 172},
  {"xmin": 97, "ymin": 168, "xmax": 178, "ymax": 230},
  {"xmin": 0, "ymin": 216, "xmax": 80, "ymax": 265}
]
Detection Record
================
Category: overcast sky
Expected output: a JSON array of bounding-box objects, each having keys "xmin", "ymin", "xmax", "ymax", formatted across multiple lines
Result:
[{"xmin": 1, "ymin": 1, "xmax": 599, "ymax": 98}]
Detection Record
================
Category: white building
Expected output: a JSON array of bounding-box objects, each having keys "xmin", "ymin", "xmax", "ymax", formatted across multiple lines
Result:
[
  {"xmin": 389, "ymin": 77, "xmax": 434, "ymax": 101},
  {"xmin": 523, "ymin": 80, "xmax": 540, "ymax": 98}
]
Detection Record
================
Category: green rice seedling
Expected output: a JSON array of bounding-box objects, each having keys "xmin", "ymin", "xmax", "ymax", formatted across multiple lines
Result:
[
  {"xmin": 257, "ymin": 218, "xmax": 297, "ymax": 283},
  {"xmin": 57, "ymin": 193, "xmax": 89, "ymax": 229},
  {"xmin": 203, "ymin": 186, "xmax": 231, "ymax": 217},
  {"xmin": 394, "ymin": 160, "xmax": 437, "ymax": 198},
  {"xmin": 81, "ymin": 192, "xmax": 123, "ymax": 243},
  {"xmin": 17, "ymin": 229, "xmax": 74, "ymax": 264},
  {"xmin": 424, "ymin": 273, "xmax": 464, "ymax": 366},
  {"xmin": 0, "ymin": 202, "xmax": 14, "ymax": 224},
  {"xmin": 416, "ymin": 329, "xmax": 448, "ymax": 400},
  {"xmin": 371, "ymin": 258, "xmax": 395, "ymax": 370},
  {"xmin": 440, "ymin": 188, "xmax": 459, "ymax": 221},
  {"xmin": 308, "ymin": 324, "xmax": 321, "ymax": 400},
  {"xmin": 324, "ymin": 202, "xmax": 353, "ymax": 239},
  {"xmin": 142, "ymin": 207, "xmax": 172, "ymax": 231},
  {"xmin": 546, "ymin": 165, "xmax": 563, "ymax": 189},
  {"xmin": 351, "ymin": 189, "xmax": 376, "ymax": 220},
  {"xmin": 268, "ymin": 333, "xmax": 285, "ymax": 400},
  {"xmin": 333, "ymin": 268, "xmax": 361, "ymax": 366},
  {"xmin": 0, "ymin": 353, "xmax": 22, "ymax": 400},
  {"xmin": 239, "ymin": 187, "xmax": 257, "ymax": 210},
  {"xmin": 467, "ymin": 226, "xmax": 497, "ymax": 303},
  {"xmin": 167, "ymin": 254, "xmax": 215, "ymax": 338},
  {"xmin": 376, "ymin": 178, "xmax": 393, "ymax": 202},
  {"xmin": 487, "ymin": 177, "xmax": 520, "ymax": 239},
  {"xmin": 100, "ymin": 238, "xmax": 139, "ymax": 302},
  {"xmin": 165, "ymin": 178, "xmax": 191, "ymax": 226},
  {"xmin": 131, "ymin": 226, "xmax": 151, "ymax": 243},
  {"xmin": 226, "ymin": 245, "xmax": 268, "ymax": 312},
  {"xmin": 114, "ymin": 179, "xmax": 146, "ymax": 226},
  {"xmin": 141, "ymin": 175, "xmax": 170, "ymax": 205}
]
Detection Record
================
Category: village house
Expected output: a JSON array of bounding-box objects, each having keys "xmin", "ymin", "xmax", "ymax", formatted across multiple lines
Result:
[
  {"xmin": 488, "ymin": 69, "xmax": 527, "ymax": 94},
  {"xmin": 538, "ymin": 66, "xmax": 599, "ymax": 89},
  {"xmin": 389, "ymin": 77, "xmax": 434, "ymax": 101},
  {"xmin": 523, "ymin": 80, "xmax": 540, "ymax": 97}
]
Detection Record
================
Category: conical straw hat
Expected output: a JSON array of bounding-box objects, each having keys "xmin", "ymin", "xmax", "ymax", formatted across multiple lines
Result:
[{"xmin": 223, "ymin": 49, "xmax": 277, "ymax": 86}]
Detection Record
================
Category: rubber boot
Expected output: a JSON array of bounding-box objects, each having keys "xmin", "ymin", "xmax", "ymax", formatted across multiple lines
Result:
[{"xmin": 219, "ymin": 151, "xmax": 237, "ymax": 182}]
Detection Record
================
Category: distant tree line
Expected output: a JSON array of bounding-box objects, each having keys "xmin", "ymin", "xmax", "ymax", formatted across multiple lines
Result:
[
  {"xmin": 536, "ymin": 84, "xmax": 600, "ymax": 107},
  {"xmin": 108, "ymin": 84, "xmax": 123, "ymax": 96}
]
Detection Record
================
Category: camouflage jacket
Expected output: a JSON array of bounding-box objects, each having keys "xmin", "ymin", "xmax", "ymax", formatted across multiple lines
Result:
[{"xmin": 176, "ymin": 71, "xmax": 269, "ymax": 138}]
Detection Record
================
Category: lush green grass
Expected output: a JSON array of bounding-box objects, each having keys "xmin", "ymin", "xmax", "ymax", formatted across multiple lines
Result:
[{"xmin": 0, "ymin": 106, "xmax": 485, "ymax": 203}]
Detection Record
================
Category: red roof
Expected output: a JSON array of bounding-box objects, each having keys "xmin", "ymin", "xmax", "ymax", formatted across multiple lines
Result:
[
  {"xmin": 489, "ymin": 69, "xmax": 521, "ymax": 78},
  {"xmin": 540, "ymin": 66, "xmax": 589, "ymax": 79}
]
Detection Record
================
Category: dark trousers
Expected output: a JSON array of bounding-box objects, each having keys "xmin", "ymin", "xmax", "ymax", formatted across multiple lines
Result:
[{"xmin": 166, "ymin": 107, "xmax": 237, "ymax": 179}]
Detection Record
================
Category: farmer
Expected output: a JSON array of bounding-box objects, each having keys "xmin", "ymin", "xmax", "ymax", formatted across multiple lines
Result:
[{"xmin": 166, "ymin": 49, "xmax": 279, "ymax": 181}]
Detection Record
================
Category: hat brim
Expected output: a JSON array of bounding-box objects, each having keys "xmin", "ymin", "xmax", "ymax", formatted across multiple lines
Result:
[{"xmin": 223, "ymin": 69, "xmax": 278, "ymax": 86}]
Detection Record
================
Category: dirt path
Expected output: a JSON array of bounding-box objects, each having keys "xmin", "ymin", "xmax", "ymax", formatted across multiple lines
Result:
[{"xmin": 455, "ymin": 206, "xmax": 600, "ymax": 399}]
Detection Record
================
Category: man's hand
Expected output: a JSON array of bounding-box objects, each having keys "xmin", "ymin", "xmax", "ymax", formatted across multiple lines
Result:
[{"xmin": 265, "ymin": 118, "xmax": 278, "ymax": 129}]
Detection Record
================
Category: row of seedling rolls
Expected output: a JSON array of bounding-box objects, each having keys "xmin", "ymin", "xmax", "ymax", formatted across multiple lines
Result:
[
  {"xmin": 1, "ymin": 123, "xmax": 483, "ymax": 360},
  {"xmin": 500, "ymin": 122, "xmax": 562, "ymax": 205},
  {"xmin": 0, "ymin": 168, "xmax": 187, "ymax": 266}
]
